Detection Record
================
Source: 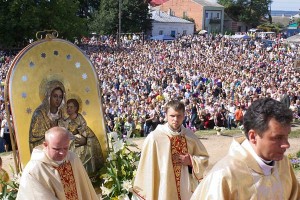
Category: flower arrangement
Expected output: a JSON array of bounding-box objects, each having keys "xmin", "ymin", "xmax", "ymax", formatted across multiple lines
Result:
[
  {"xmin": 213, "ymin": 126, "xmax": 225, "ymax": 135},
  {"xmin": 0, "ymin": 169, "xmax": 21, "ymax": 200},
  {"xmin": 99, "ymin": 132, "xmax": 141, "ymax": 200},
  {"xmin": 288, "ymin": 151, "xmax": 300, "ymax": 170}
]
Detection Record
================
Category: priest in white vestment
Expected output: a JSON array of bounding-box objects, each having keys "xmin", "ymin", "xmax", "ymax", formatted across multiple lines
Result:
[
  {"xmin": 191, "ymin": 98, "xmax": 300, "ymax": 200},
  {"xmin": 133, "ymin": 99, "xmax": 209, "ymax": 200},
  {"xmin": 17, "ymin": 127, "xmax": 99, "ymax": 200}
]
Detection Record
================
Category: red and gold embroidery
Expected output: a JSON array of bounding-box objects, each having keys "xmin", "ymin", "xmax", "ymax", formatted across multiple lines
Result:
[
  {"xmin": 55, "ymin": 161, "xmax": 78, "ymax": 200},
  {"xmin": 170, "ymin": 135, "xmax": 188, "ymax": 200}
]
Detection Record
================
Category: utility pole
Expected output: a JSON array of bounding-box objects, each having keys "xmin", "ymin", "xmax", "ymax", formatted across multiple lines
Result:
[{"xmin": 118, "ymin": 0, "xmax": 122, "ymax": 46}]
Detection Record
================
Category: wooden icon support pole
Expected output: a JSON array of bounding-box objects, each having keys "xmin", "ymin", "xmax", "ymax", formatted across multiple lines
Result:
[{"xmin": 4, "ymin": 78, "xmax": 20, "ymax": 173}]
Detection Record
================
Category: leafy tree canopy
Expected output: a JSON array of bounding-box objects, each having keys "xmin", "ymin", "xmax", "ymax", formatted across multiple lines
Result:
[
  {"xmin": 0, "ymin": 0, "xmax": 88, "ymax": 48},
  {"xmin": 257, "ymin": 22, "xmax": 283, "ymax": 33},
  {"xmin": 77, "ymin": 0, "xmax": 100, "ymax": 18},
  {"xmin": 89, "ymin": 0, "xmax": 152, "ymax": 35},
  {"xmin": 296, "ymin": 18, "xmax": 300, "ymax": 26},
  {"xmin": 218, "ymin": 0, "xmax": 272, "ymax": 27}
]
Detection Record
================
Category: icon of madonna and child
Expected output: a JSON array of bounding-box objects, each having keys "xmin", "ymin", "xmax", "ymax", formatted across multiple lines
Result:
[{"xmin": 28, "ymin": 80, "xmax": 104, "ymax": 176}]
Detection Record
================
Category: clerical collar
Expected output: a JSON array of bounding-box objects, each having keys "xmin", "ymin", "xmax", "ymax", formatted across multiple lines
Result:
[
  {"xmin": 241, "ymin": 139, "xmax": 274, "ymax": 176},
  {"xmin": 262, "ymin": 159, "xmax": 274, "ymax": 166},
  {"xmin": 167, "ymin": 124, "xmax": 182, "ymax": 136},
  {"xmin": 44, "ymin": 150, "xmax": 66, "ymax": 166},
  {"xmin": 55, "ymin": 159, "xmax": 66, "ymax": 165}
]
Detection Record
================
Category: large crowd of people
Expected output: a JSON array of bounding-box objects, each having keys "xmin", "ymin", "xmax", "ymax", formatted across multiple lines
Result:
[
  {"xmin": 1, "ymin": 33, "xmax": 300, "ymax": 139},
  {"xmin": 87, "ymin": 33, "xmax": 300, "ymax": 137}
]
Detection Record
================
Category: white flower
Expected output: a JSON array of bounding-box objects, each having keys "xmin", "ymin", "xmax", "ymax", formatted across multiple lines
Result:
[
  {"xmin": 108, "ymin": 132, "xmax": 119, "ymax": 141},
  {"xmin": 113, "ymin": 140, "xmax": 124, "ymax": 153},
  {"xmin": 134, "ymin": 161, "xmax": 139, "ymax": 167},
  {"xmin": 2, "ymin": 196, "xmax": 9, "ymax": 200},
  {"xmin": 12, "ymin": 173, "xmax": 22, "ymax": 184},
  {"xmin": 121, "ymin": 180, "xmax": 132, "ymax": 192},
  {"xmin": 214, "ymin": 126, "xmax": 221, "ymax": 131},
  {"xmin": 119, "ymin": 194, "xmax": 130, "ymax": 200},
  {"xmin": 103, "ymin": 177, "xmax": 112, "ymax": 184},
  {"xmin": 107, "ymin": 152, "xmax": 117, "ymax": 161},
  {"xmin": 100, "ymin": 185, "xmax": 112, "ymax": 196}
]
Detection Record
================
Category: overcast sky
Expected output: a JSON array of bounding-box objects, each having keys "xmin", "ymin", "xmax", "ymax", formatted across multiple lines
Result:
[
  {"xmin": 210, "ymin": 0, "xmax": 299, "ymax": 11},
  {"xmin": 271, "ymin": 0, "xmax": 299, "ymax": 11}
]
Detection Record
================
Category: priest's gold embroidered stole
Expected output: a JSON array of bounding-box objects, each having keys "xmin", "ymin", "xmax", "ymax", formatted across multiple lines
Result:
[
  {"xmin": 170, "ymin": 135, "xmax": 188, "ymax": 200},
  {"xmin": 55, "ymin": 161, "xmax": 79, "ymax": 200}
]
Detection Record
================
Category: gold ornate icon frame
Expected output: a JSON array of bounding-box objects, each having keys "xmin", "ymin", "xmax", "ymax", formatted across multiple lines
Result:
[{"xmin": 6, "ymin": 33, "xmax": 108, "ymax": 169}]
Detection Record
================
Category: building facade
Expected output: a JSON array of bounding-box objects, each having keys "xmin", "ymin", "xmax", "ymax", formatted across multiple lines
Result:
[
  {"xmin": 151, "ymin": 9, "xmax": 194, "ymax": 37},
  {"xmin": 159, "ymin": 0, "xmax": 224, "ymax": 33}
]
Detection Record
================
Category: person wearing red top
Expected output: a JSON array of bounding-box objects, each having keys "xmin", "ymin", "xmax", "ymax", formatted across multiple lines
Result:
[{"xmin": 234, "ymin": 105, "xmax": 243, "ymax": 127}]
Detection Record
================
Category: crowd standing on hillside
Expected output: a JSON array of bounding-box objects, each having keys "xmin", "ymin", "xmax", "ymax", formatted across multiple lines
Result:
[
  {"xmin": 87, "ymin": 33, "xmax": 300, "ymax": 137},
  {"xmin": 1, "ymin": 33, "xmax": 300, "ymax": 139}
]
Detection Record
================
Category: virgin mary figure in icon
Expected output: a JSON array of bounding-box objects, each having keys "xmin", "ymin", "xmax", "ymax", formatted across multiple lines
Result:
[{"xmin": 29, "ymin": 80, "xmax": 67, "ymax": 152}]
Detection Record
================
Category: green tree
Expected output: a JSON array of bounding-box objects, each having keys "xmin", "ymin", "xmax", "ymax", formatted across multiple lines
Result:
[
  {"xmin": 77, "ymin": 0, "xmax": 100, "ymax": 18},
  {"xmin": 89, "ymin": 0, "xmax": 152, "ymax": 35},
  {"xmin": 297, "ymin": 18, "xmax": 300, "ymax": 27},
  {"xmin": 218, "ymin": 0, "xmax": 272, "ymax": 27},
  {"xmin": 0, "ymin": 0, "xmax": 88, "ymax": 48},
  {"xmin": 257, "ymin": 22, "xmax": 283, "ymax": 33}
]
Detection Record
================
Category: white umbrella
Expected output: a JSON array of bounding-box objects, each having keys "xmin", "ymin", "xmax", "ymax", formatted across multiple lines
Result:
[{"xmin": 199, "ymin": 30, "xmax": 208, "ymax": 35}]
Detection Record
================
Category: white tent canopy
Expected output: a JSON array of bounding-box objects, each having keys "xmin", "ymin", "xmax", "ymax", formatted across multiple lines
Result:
[
  {"xmin": 286, "ymin": 33, "xmax": 300, "ymax": 44},
  {"xmin": 231, "ymin": 34, "xmax": 251, "ymax": 39}
]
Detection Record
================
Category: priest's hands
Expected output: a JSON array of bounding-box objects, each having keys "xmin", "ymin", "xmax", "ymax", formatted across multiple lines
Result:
[{"xmin": 173, "ymin": 154, "xmax": 192, "ymax": 166}]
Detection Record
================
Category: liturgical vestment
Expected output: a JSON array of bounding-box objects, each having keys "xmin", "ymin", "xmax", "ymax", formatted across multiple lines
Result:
[
  {"xmin": 17, "ymin": 146, "xmax": 99, "ymax": 200},
  {"xmin": 191, "ymin": 137, "xmax": 300, "ymax": 200},
  {"xmin": 133, "ymin": 123, "xmax": 209, "ymax": 200}
]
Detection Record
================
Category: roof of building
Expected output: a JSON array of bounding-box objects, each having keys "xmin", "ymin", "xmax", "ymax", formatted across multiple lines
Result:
[
  {"xmin": 151, "ymin": 10, "xmax": 194, "ymax": 23},
  {"xmin": 289, "ymin": 23, "xmax": 298, "ymax": 28},
  {"xmin": 272, "ymin": 15, "xmax": 297, "ymax": 27},
  {"xmin": 150, "ymin": 0, "xmax": 168, "ymax": 6},
  {"xmin": 272, "ymin": 16, "xmax": 292, "ymax": 27},
  {"xmin": 192, "ymin": 0, "xmax": 224, "ymax": 8},
  {"xmin": 150, "ymin": 0, "xmax": 224, "ymax": 8}
]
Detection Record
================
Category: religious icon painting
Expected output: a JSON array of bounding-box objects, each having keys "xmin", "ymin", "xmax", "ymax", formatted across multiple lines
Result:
[{"xmin": 7, "ymin": 32, "xmax": 107, "ymax": 175}]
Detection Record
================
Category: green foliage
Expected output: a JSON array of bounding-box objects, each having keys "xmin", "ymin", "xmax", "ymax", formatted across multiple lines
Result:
[
  {"xmin": 89, "ymin": 0, "xmax": 119, "ymax": 35},
  {"xmin": 0, "ymin": 168, "xmax": 20, "ymax": 200},
  {"xmin": 218, "ymin": 0, "xmax": 272, "ymax": 27},
  {"xmin": 257, "ymin": 22, "xmax": 283, "ymax": 33},
  {"xmin": 297, "ymin": 151, "xmax": 300, "ymax": 158},
  {"xmin": 0, "ymin": 0, "xmax": 88, "ymax": 48},
  {"xmin": 288, "ymin": 152, "xmax": 300, "ymax": 170},
  {"xmin": 296, "ymin": 18, "xmax": 300, "ymax": 26},
  {"xmin": 99, "ymin": 132, "xmax": 141, "ymax": 200},
  {"xmin": 89, "ymin": 0, "xmax": 152, "ymax": 35},
  {"xmin": 77, "ymin": 0, "xmax": 100, "ymax": 18},
  {"xmin": 183, "ymin": 16, "xmax": 195, "ymax": 23}
]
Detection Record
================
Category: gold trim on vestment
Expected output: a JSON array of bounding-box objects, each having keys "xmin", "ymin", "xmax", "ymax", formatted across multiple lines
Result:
[
  {"xmin": 55, "ymin": 161, "xmax": 79, "ymax": 200},
  {"xmin": 170, "ymin": 135, "xmax": 188, "ymax": 200}
]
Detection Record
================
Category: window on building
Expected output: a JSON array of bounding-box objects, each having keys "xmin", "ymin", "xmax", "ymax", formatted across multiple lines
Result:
[
  {"xmin": 210, "ymin": 13, "xmax": 213, "ymax": 19},
  {"xmin": 217, "ymin": 13, "xmax": 220, "ymax": 19},
  {"xmin": 238, "ymin": 26, "xmax": 242, "ymax": 32},
  {"xmin": 159, "ymin": 30, "xmax": 163, "ymax": 35},
  {"xmin": 183, "ymin": 11, "xmax": 187, "ymax": 18},
  {"xmin": 171, "ymin": 31, "xmax": 175, "ymax": 37},
  {"xmin": 205, "ymin": 12, "xmax": 208, "ymax": 19},
  {"xmin": 183, "ymin": 30, "xmax": 187, "ymax": 35}
]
